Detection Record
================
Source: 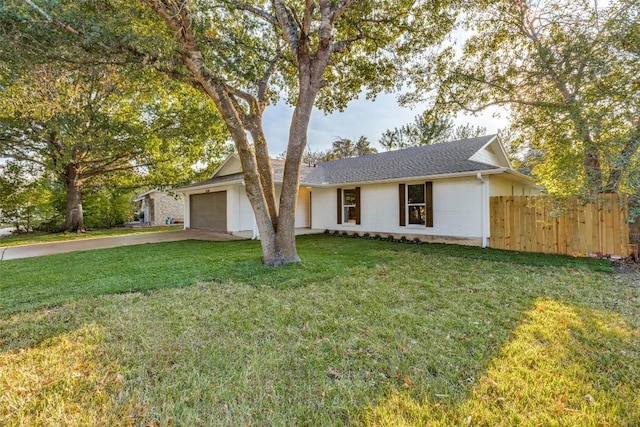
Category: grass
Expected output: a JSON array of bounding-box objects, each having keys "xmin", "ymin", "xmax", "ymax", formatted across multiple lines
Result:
[
  {"xmin": 0, "ymin": 235, "xmax": 638, "ymax": 426},
  {"xmin": 0, "ymin": 225, "xmax": 182, "ymax": 247}
]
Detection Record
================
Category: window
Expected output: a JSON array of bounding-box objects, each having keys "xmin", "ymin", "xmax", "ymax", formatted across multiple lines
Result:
[
  {"xmin": 407, "ymin": 184, "xmax": 426, "ymax": 225},
  {"xmin": 337, "ymin": 187, "xmax": 361, "ymax": 225},
  {"xmin": 399, "ymin": 182, "xmax": 433, "ymax": 227},
  {"xmin": 343, "ymin": 189, "xmax": 357, "ymax": 223}
]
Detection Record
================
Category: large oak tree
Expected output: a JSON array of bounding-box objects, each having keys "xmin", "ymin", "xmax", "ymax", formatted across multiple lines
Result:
[
  {"xmin": 0, "ymin": 64, "xmax": 226, "ymax": 231},
  {"xmin": 411, "ymin": 0, "xmax": 640, "ymax": 195},
  {"xmin": 1, "ymin": 0, "xmax": 461, "ymax": 264}
]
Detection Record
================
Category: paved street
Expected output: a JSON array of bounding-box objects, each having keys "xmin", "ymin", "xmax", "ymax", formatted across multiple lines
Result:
[{"xmin": 0, "ymin": 229, "xmax": 243, "ymax": 261}]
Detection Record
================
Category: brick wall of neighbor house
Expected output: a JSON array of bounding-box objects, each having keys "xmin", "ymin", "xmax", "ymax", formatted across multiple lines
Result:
[{"xmin": 150, "ymin": 192, "xmax": 184, "ymax": 226}]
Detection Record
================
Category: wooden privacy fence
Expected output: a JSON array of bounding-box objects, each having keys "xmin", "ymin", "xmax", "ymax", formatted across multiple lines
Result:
[{"xmin": 490, "ymin": 194, "xmax": 630, "ymax": 257}]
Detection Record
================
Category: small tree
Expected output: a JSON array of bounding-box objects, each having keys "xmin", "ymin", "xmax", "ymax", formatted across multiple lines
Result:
[
  {"xmin": 379, "ymin": 110, "xmax": 487, "ymax": 151},
  {"xmin": 0, "ymin": 161, "xmax": 54, "ymax": 232}
]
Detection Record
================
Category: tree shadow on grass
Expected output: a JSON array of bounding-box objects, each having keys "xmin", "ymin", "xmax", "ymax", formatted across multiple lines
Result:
[
  {"xmin": 0, "ymin": 237, "xmax": 397, "ymax": 316},
  {"xmin": 362, "ymin": 298, "xmax": 640, "ymax": 426},
  {"xmin": 0, "ymin": 323, "xmax": 138, "ymax": 426}
]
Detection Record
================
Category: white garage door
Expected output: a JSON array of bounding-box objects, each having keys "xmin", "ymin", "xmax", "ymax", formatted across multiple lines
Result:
[{"xmin": 190, "ymin": 191, "xmax": 227, "ymax": 232}]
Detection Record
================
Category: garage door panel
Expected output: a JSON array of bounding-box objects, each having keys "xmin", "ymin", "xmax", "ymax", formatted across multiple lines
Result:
[{"xmin": 190, "ymin": 191, "xmax": 227, "ymax": 231}]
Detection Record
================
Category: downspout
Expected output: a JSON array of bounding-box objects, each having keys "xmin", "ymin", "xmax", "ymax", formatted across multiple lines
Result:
[{"xmin": 476, "ymin": 172, "xmax": 489, "ymax": 248}]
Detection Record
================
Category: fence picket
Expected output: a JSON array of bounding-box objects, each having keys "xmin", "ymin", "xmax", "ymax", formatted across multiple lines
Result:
[{"xmin": 490, "ymin": 194, "xmax": 629, "ymax": 257}]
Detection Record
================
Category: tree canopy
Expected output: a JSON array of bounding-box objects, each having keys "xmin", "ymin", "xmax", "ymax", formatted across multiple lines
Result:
[
  {"xmin": 306, "ymin": 136, "xmax": 378, "ymax": 163},
  {"xmin": 411, "ymin": 0, "xmax": 640, "ymax": 195},
  {"xmin": 0, "ymin": 0, "xmax": 464, "ymax": 264},
  {"xmin": 379, "ymin": 110, "xmax": 487, "ymax": 151},
  {"xmin": 0, "ymin": 62, "xmax": 226, "ymax": 231}
]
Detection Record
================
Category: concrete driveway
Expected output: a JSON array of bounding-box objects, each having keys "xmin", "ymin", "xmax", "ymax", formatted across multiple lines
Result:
[{"xmin": 0, "ymin": 229, "xmax": 244, "ymax": 261}]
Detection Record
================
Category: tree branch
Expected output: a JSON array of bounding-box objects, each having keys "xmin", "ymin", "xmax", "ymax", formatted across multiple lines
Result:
[
  {"xmin": 273, "ymin": 0, "xmax": 301, "ymax": 62},
  {"xmin": 329, "ymin": 0, "xmax": 356, "ymax": 23},
  {"xmin": 233, "ymin": 2, "xmax": 278, "ymax": 26},
  {"xmin": 22, "ymin": 0, "xmax": 190, "ymax": 81},
  {"xmin": 331, "ymin": 33, "xmax": 364, "ymax": 54}
]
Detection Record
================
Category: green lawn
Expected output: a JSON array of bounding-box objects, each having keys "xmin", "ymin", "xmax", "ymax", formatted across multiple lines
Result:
[
  {"xmin": 0, "ymin": 225, "xmax": 182, "ymax": 247},
  {"xmin": 0, "ymin": 235, "xmax": 638, "ymax": 426}
]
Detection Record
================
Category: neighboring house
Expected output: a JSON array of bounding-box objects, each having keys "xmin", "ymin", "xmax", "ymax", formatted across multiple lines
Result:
[
  {"xmin": 177, "ymin": 135, "xmax": 541, "ymax": 246},
  {"xmin": 133, "ymin": 189, "xmax": 184, "ymax": 226}
]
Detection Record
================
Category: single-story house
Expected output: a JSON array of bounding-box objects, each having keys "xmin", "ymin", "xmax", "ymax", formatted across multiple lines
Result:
[
  {"xmin": 177, "ymin": 135, "xmax": 541, "ymax": 246},
  {"xmin": 133, "ymin": 189, "xmax": 184, "ymax": 226}
]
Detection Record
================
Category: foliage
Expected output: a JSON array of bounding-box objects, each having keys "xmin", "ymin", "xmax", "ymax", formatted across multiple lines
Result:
[
  {"xmin": 0, "ymin": 63, "xmax": 227, "ymax": 231},
  {"xmin": 0, "ymin": 0, "xmax": 463, "ymax": 264},
  {"xmin": 325, "ymin": 136, "xmax": 378, "ymax": 160},
  {"xmin": 0, "ymin": 161, "xmax": 55, "ymax": 231},
  {"xmin": 379, "ymin": 110, "xmax": 486, "ymax": 151},
  {"xmin": 82, "ymin": 187, "xmax": 135, "ymax": 229},
  {"xmin": 0, "ymin": 236, "xmax": 636, "ymax": 426},
  {"xmin": 297, "ymin": 136, "xmax": 378, "ymax": 164},
  {"xmin": 411, "ymin": 0, "xmax": 640, "ymax": 195}
]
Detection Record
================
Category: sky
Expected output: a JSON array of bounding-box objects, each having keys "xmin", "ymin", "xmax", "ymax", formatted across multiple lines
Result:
[{"xmin": 261, "ymin": 93, "xmax": 510, "ymax": 155}]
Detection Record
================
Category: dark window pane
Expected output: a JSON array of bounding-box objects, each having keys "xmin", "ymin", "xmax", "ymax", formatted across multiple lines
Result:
[
  {"xmin": 343, "ymin": 189, "xmax": 356, "ymax": 205},
  {"xmin": 408, "ymin": 184, "xmax": 425, "ymax": 204},
  {"xmin": 345, "ymin": 206, "xmax": 357, "ymax": 222},
  {"xmin": 408, "ymin": 206, "xmax": 426, "ymax": 225}
]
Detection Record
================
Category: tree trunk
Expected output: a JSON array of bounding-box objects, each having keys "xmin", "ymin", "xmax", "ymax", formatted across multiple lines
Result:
[
  {"xmin": 63, "ymin": 164, "xmax": 85, "ymax": 232},
  {"xmin": 583, "ymin": 145, "xmax": 604, "ymax": 193},
  {"xmin": 147, "ymin": 0, "xmax": 332, "ymax": 266},
  {"xmin": 604, "ymin": 117, "xmax": 640, "ymax": 193},
  {"xmin": 273, "ymin": 85, "xmax": 318, "ymax": 264}
]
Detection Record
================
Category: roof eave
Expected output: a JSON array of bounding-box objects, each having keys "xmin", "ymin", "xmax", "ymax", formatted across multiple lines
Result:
[
  {"xmin": 304, "ymin": 168, "xmax": 513, "ymax": 188},
  {"xmin": 502, "ymin": 169, "xmax": 544, "ymax": 189},
  {"xmin": 133, "ymin": 188, "xmax": 159, "ymax": 201},
  {"xmin": 209, "ymin": 154, "xmax": 240, "ymax": 178},
  {"xmin": 471, "ymin": 134, "xmax": 514, "ymax": 169},
  {"xmin": 175, "ymin": 178, "xmax": 245, "ymax": 193}
]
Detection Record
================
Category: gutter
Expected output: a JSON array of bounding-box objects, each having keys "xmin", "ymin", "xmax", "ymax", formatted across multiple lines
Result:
[
  {"xmin": 476, "ymin": 172, "xmax": 489, "ymax": 248},
  {"xmin": 307, "ymin": 168, "xmax": 511, "ymax": 188}
]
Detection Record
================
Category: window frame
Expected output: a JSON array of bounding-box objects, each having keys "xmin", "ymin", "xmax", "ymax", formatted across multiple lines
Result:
[
  {"xmin": 343, "ymin": 188, "xmax": 357, "ymax": 224},
  {"xmin": 399, "ymin": 182, "xmax": 433, "ymax": 228},
  {"xmin": 406, "ymin": 183, "xmax": 426, "ymax": 226},
  {"xmin": 337, "ymin": 187, "xmax": 361, "ymax": 225}
]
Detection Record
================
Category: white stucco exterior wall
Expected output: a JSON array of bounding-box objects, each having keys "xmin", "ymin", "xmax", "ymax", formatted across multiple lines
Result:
[
  {"xmin": 296, "ymin": 187, "xmax": 311, "ymax": 228},
  {"xmin": 489, "ymin": 175, "xmax": 540, "ymax": 197},
  {"xmin": 182, "ymin": 183, "xmax": 312, "ymax": 233},
  {"xmin": 311, "ymin": 177, "xmax": 486, "ymax": 239}
]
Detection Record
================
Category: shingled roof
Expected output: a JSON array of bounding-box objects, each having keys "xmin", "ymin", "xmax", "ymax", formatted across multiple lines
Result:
[
  {"xmin": 302, "ymin": 135, "xmax": 500, "ymax": 185},
  {"xmin": 178, "ymin": 135, "xmax": 512, "ymax": 191}
]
